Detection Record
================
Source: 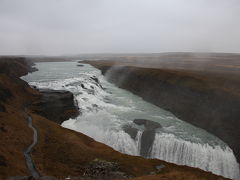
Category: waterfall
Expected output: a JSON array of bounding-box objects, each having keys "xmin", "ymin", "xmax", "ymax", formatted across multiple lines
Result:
[
  {"xmin": 23, "ymin": 61, "xmax": 240, "ymax": 180},
  {"xmin": 135, "ymin": 131, "xmax": 143, "ymax": 155},
  {"xmin": 150, "ymin": 133, "xmax": 240, "ymax": 179}
]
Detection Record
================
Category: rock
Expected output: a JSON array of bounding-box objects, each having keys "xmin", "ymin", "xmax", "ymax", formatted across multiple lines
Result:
[
  {"xmin": 122, "ymin": 125, "xmax": 138, "ymax": 139},
  {"xmin": 31, "ymin": 89, "xmax": 79, "ymax": 124},
  {"xmin": 77, "ymin": 64, "xmax": 84, "ymax": 67},
  {"xmin": 140, "ymin": 130, "xmax": 156, "ymax": 157},
  {"xmin": 133, "ymin": 119, "xmax": 161, "ymax": 130},
  {"xmin": 90, "ymin": 77, "xmax": 99, "ymax": 84},
  {"xmin": 123, "ymin": 119, "xmax": 161, "ymax": 157},
  {"xmin": 81, "ymin": 84, "xmax": 86, "ymax": 89}
]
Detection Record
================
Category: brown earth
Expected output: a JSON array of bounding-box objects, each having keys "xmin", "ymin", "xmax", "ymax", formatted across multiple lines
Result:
[
  {"xmin": 0, "ymin": 56, "xmax": 230, "ymax": 180},
  {"xmin": 82, "ymin": 53, "xmax": 240, "ymax": 165}
]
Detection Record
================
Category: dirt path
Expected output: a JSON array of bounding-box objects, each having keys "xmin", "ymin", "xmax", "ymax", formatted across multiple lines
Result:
[{"xmin": 24, "ymin": 115, "xmax": 40, "ymax": 178}]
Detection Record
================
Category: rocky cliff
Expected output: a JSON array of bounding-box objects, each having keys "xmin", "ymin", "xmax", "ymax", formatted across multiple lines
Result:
[
  {"xmin": 84, "ymin": 56, "xmax": 240, "ymax": 165},
  {"xmin": 31, "ymin": 89, "xmax": 79, "ymax": 124}
]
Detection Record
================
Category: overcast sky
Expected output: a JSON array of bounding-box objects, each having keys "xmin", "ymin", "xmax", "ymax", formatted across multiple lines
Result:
[{"xmin": 0, "ymin": 0, "xmax": 240, "ymax": 55}]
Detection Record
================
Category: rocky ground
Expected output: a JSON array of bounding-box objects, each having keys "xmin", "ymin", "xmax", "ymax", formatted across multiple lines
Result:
[{"xmin": 0, "ymin": 56, "xmax": 231, "ymax": 180}]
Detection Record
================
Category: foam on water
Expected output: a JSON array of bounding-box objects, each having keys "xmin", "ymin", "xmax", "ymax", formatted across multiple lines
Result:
[
  {"xmin": 22, "ymin": 61, "xmax": 240, "ymax": 179},
  {"xmin": 151, "ymin": 133, "xmax": 239, "ymax": 178}
]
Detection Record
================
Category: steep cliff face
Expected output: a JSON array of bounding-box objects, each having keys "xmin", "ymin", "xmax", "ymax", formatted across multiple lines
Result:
[
  {"xmin": 85, "ymin": 60, "xmax": 240, "ymax": 165},
  {"xmin": 0, "ymin": 57, "xmax": 230, "ymax": 180},
  {"xmin": 31, "ymin": 89, "xmax": 79, "ymax": 124}
]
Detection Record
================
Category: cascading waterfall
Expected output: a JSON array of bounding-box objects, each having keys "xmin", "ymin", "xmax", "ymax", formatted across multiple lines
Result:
[
  {"xmin": 136, "ymin": 131, "xmax": 143, "ymax": 155},
  {"xmin": 151, "ymin": 133, "xmax": 239, "ymax": 178},
  {"xmin": 22, "ymin": 61, "xmax": 240, "ymax": 180}
]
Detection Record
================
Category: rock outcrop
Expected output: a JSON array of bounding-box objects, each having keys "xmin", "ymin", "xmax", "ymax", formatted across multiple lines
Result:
[
  {"xmin": 133, "ymin": 119, "xmax": 161, "ymax": 157},
  {"xmin": 31, "ymin": 89, "xmax": 79, "ymax": 124},
  {"xmin": 133, "ymin": 119, "xmax": 161, "ymax": 130},
  {"xmin": 124, "ymin": 119, "xmax": 161, "ymax": 157}
]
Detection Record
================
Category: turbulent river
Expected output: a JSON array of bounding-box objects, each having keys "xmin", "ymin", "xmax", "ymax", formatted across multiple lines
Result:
[{"xmin": 22, "ymin": 61, "xmax": 240, "ymax": 179}]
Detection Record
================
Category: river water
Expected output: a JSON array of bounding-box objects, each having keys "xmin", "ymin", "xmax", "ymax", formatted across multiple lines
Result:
[{"xmin": 22, "ymin": 61, "xmax": 240, "ymax": 179}]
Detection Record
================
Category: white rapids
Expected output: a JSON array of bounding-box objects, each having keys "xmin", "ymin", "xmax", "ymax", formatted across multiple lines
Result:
[{"xmin": 22, "ymin": 61, "xmax": 240, "ymax": 179}]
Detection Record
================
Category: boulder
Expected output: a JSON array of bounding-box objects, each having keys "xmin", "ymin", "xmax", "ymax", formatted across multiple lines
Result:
[
  {"xmin": 133, "ymin": 119, "xmax": 161, "ymax": 130},
  {"xmin": 122, "ymin": 125, "xmax": 138, "ymax": 139}
]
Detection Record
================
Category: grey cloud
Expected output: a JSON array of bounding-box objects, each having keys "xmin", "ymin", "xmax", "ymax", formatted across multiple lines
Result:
[{"xmin": 0, "ymin": 0, "xmax": 240, "ymax": 55}]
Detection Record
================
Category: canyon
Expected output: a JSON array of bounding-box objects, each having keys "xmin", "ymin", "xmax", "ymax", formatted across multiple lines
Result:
[
  {"xmin": 83, "ymin": 53, "xmax": 240, "ymax": 166},
  {"xmin": 0, "ymin": 56, "xmax": 235, "ymax": 180}
]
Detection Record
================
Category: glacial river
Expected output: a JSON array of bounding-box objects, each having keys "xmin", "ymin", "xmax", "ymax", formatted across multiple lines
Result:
[{"xmin": 22, "ymin": 61, "xmax": 240, "ymax": 179}]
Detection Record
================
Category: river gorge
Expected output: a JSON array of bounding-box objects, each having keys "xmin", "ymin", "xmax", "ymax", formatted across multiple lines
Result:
[{"xmin": 22, "ymin": 61, "xmax": 240, "ymax": 180}]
